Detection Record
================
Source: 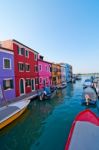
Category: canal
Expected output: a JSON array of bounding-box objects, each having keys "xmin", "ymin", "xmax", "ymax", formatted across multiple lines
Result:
[{"xmin": 0, "ymin": 76, "xmax": 99, "ymax": 150}]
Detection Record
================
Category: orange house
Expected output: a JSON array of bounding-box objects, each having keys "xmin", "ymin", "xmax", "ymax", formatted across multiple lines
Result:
[{"xmin": 51, "ymin": 63, "xmax": 61, "ymax": 86}]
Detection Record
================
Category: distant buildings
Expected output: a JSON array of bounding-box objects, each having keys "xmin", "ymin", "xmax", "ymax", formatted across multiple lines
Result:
[
  {"xmin": 60, "ymin": 63, "xmax": 66, "ymax": 84},
  {"xmin": 65, "ymin": 64, "xmax": 73, "ymax": 82},
  {"xmin": 0, "ymin": 39, "xmax": 73, "ymax": 102},
  {"xmin": 51, "ymin": 63, "xmax": 62, "ymax": 86}
]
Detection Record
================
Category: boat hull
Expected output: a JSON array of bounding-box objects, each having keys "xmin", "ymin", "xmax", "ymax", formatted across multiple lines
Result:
[
  {"xmin": 81, "ymin": 99, "xmax": 96, "ymax": 105},
  {"xmin": 0, "ymin": 99, "xmax": 30, "ymax": 129},
  {"xmin": 0, "ymin": 107, "xmax": 26, "ymax": 129},
  {"xmin": 65, "ymin": 110, "xmax": 99, "ymax": 150}
]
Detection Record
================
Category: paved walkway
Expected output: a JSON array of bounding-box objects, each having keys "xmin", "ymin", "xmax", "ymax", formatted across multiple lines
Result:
[{"xmin": 0, "ymin": 89, "xmax": 43, "ymax": 108}]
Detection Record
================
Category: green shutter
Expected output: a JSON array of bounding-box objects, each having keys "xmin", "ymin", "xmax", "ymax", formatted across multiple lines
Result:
[
  {"xmin": 3, "ymin": 80, "xmax": 6, "ymax": 90},
  {"xmin": 10, "ymin": 80, "xmax": 13, "ymax": 89}
]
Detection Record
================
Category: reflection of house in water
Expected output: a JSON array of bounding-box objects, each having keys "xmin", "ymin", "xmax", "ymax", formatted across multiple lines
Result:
[
  {"xmin": 56, "ymin": 89, "xmax": 66, "ymax": 97},
  {"xmin": 66, "ymin": 83, "xmax": 74, "ymax": 97},
  {"xmin": 0, "ymin": 108, "xmax": 30, "ymax": 135}
]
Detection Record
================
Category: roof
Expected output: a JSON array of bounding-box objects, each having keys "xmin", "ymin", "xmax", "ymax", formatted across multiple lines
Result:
[
  {"xmin": 0, "ymin": 46, "xmax": 14, "ymax": 52},
  {"xmin": 13, "ymin": 39, "xmax": 39, "ymax": 54},
  {"xmin": 38, "ymin": 58, "xmax": 52, "ymax": 64}
]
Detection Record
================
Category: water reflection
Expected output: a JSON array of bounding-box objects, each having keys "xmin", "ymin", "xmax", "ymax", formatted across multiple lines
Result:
[{"xmin": 0, "ymin": 76, "xmax": 99, "ymax": 150}]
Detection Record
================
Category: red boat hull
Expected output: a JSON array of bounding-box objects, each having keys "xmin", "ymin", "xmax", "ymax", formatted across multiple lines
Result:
[{"xmin": 65, "ymin": 109, "xmax": 99, "ymax": 150}]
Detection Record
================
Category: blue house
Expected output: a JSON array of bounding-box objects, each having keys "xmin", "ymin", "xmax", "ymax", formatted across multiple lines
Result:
[{"xmin": 65, "ymin": 64, "xmax": 73, "ymax": 82}]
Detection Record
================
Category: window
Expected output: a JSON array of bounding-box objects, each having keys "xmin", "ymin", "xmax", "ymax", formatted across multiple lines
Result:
[
  {"xmin": 50, "ymin": 67, "xmax": 52, "ymax": 72},
  {"xmin": 3, "ymin": 58, "xmax": 11, "ymax": 69},
  {"xmin": 25, "ymin": 50, "xmax": 29, "ymax": 57},
  {"xmin": 3, "ymin": 79, "xmax": 14, "ymax": 90},
  {"xmin": 18, "ymin": 47, "xmax": 24, "ymax": 55},
  {"xmin": 39, "ymin": 77, "xmax": 42, "ymax": 84},
  {"xmin": 18, "ymin": 63, "xmax": 24, "ymax": 71},
  {"xmin": 39, "ymin": 65, "xmax": 42, "ymax": 71},
  {"xmin": 25, "ymin": 64, "xmax": 30, "ymax": 71},
  {"xmin": 34, "ymin": 53, "xmax": 37, "ymax": 61},
  {"xmin": 26, "ymin": 79, "xmax": 31, "ymax": 86},
  {"xmin": 35, "ymin": 78, "xmax": 39, "ymax": 84},
  {"xmin": 46, "ymin": 66, "xmax": 48, "ymax": 71},
  {"xmin": 34, "ymin": 65, "xmax": 38, "ymax": 72}
]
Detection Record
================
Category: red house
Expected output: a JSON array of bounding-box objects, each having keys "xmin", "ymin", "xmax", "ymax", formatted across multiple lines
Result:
[{"xmin": 1, "ymin": 39, "xmax": 39, "ymax": 97}]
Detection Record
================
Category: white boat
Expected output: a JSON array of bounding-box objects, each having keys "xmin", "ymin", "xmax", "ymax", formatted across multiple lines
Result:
[
  {"xmin": 0, "ymin": 99, "xmax": 30, "ymax": 129},
  {"xmin": 83, "ymin": 79, "xmax": 93, "ymax": 88},
  {"xmin": 82, "ymin": 87, "xmax": 97, "ymax": 105},
  {"xmin": 65, "ymin": 109, "xmax": 99, "ymax": 150}
]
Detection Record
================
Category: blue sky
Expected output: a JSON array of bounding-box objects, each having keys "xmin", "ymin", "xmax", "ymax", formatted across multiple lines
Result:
[{"xmin": 0, "ymin": 0, "xmax": 99, "ymax": 73}]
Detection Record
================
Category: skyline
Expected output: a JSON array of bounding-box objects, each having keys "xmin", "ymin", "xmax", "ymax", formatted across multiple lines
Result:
[{"xmin": 0, "ymin": 0, "xmax": 99, "ymax": 73}]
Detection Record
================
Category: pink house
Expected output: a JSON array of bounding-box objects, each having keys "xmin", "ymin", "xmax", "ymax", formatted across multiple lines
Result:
[{"xmin": 38, "ymin": 55, "xmax": 52, "ymax": 89}]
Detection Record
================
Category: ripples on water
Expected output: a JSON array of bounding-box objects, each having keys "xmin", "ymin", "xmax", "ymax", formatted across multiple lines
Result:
[{"xmin": 0, "ymin": 76, "xmax": 99, "ymax": 150}]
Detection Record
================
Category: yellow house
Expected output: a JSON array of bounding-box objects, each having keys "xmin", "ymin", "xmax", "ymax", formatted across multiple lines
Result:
[{"xmin": 51, "ymin": 63, "xmax": 61, "ymax": 86}]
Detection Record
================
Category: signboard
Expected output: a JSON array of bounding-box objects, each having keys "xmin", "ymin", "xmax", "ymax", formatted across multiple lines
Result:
[{"xmin": 0, "ymin": 85, "xmax": 3, "ymax": 99}]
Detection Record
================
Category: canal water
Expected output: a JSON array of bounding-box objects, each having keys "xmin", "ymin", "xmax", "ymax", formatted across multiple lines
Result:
[{"xmin": 0, "ymin": 76, "xmax": 99, "ymax": 150}]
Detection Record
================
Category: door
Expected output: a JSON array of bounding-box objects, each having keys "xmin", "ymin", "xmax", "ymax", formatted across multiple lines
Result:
[
  {"xmin": 20, "ymin": 79, "xmax": 25, "ymax": 95},
  {"xmin": 31, "ymin": 79, "xmax": 35, "ymax": 91}
]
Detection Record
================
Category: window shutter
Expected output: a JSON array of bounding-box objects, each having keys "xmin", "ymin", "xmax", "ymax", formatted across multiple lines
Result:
[
  {"xmin": 10, "ymin": 80, "xmax": 13, "ymax": 88},
  {"xmin": 3, "ymin": 80, "xmax": 6, "ymax": 90}
]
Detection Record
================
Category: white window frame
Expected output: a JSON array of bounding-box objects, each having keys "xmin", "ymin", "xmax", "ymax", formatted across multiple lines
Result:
[
  {"xmin": 39, "ymin": 64, "xmax": 42, "ymax": 71},
  {"xmin": 3, "ymin": 78, "xmax": 14, "ymax": 91},
  {"xmin": 34, "ymin": 53, "xmax": 37, "ymax": 61},
  {"xmin": 25, "ymin": 50, "xmax": 29, "ymax": 58},
  {"xmin": 3, "ymin": 58, "xmax": 11, "ymax": 69},
  {"xmin": 34, "ymin": 65, "xmax": 38, "ymax": 72},
  {"xmin": 26, "ymin": 78, "xmax": 31, "ymax": 87},
  {"xmin": 35, "ymin": 77, "xmax": 39, "ymax": 85},
  {"xmin": 39, "ymin": 77, "xmax": 43, "ymax": 84},
  {"xmin": 18, "ymin": 62, "xmax": 24, "ymax": 72},
  {"xmin": 25, "ymin": 63, "xmax": 30, "ymax": 72}
]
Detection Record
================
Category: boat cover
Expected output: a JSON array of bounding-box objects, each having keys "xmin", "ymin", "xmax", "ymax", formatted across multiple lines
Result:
[
  {"xmin": 82, "ymin": 87, "xmax": 97, "ymax": 101},
  {"xmin": 0, "ymin": 106, "xmax": 19, "ymax": 122},
  {"xmin": 69, "ymin": 121, "xmax": 99, "ymax": 150}
]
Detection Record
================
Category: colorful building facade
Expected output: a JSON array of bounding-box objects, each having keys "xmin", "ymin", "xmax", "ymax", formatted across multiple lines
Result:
[
  {"xmin": 56, "ymin": 64, "xmax": 61, "ymax": 85},
  {"xmin": 51, "ymin": 63, "xmax": 61, "ymax": 86},
  {"xmin": 60, "ymin": 63, "xmax": 66, "ymax": 84},
  {"xmin": 65, "ymin": 64, "xmax": 73, "ymax": 82},
  {"xmin": 0, "ymin": 47, "xmax": 15, "ymax": 102},
  {"xmin": 1, "ymin": 40, "xmax": 39, "ymax": 97},
  {"xmin": 38, "ymin": 55, "xmax": 52, "ymax": 89}
]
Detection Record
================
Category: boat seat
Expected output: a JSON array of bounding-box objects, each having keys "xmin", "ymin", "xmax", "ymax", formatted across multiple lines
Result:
[{"xmin": 69, "ymin": 121, "xmax": 99, "ymax": 150}]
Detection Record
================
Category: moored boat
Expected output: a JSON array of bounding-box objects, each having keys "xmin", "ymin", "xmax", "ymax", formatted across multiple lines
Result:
[
  {"xmin": 65, "ymin": 109, "xmax": 99, "ymax": 150},
  {"xmin": 82, "ymin": 87, "xmax": 97, "ymax": 105},
  {"xmin": 0, "ymin": 99, "xmax": 30, "ymax": 129},
  {"xmin": 83, "ymin": 79, "xmax": 93, "ymax": 89},
  {"xmin": 38, "ymin": 86, "xmax": 56, "ymax": 100},
  {"xmin": 57, "ymin": 83, "xmax": 67, "ymax": 89}
]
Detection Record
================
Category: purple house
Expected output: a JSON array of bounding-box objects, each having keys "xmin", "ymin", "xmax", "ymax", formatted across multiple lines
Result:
[{"xmin": 0, "ymin": 47, "xmax": 15, "ymax": 104}]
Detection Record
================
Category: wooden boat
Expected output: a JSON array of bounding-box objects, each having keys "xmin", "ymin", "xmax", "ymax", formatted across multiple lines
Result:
[
  {"xmin": 65, "ymin": 109, "xmax": 99, "ymax": 150},
  {"xmin": 57, "ymin": 83, "xmax": 67, "ymax": 89},
  {"xmin": 38, "ymin": 88, "xmax": 57, "ymax": 100},
  {"xmin": 82, "ymin": 87, "xmax": 97, "ymax": 105},
  {"xmin": 0, "ymin": 99, "xmax": 30, "ymax": 129}
]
